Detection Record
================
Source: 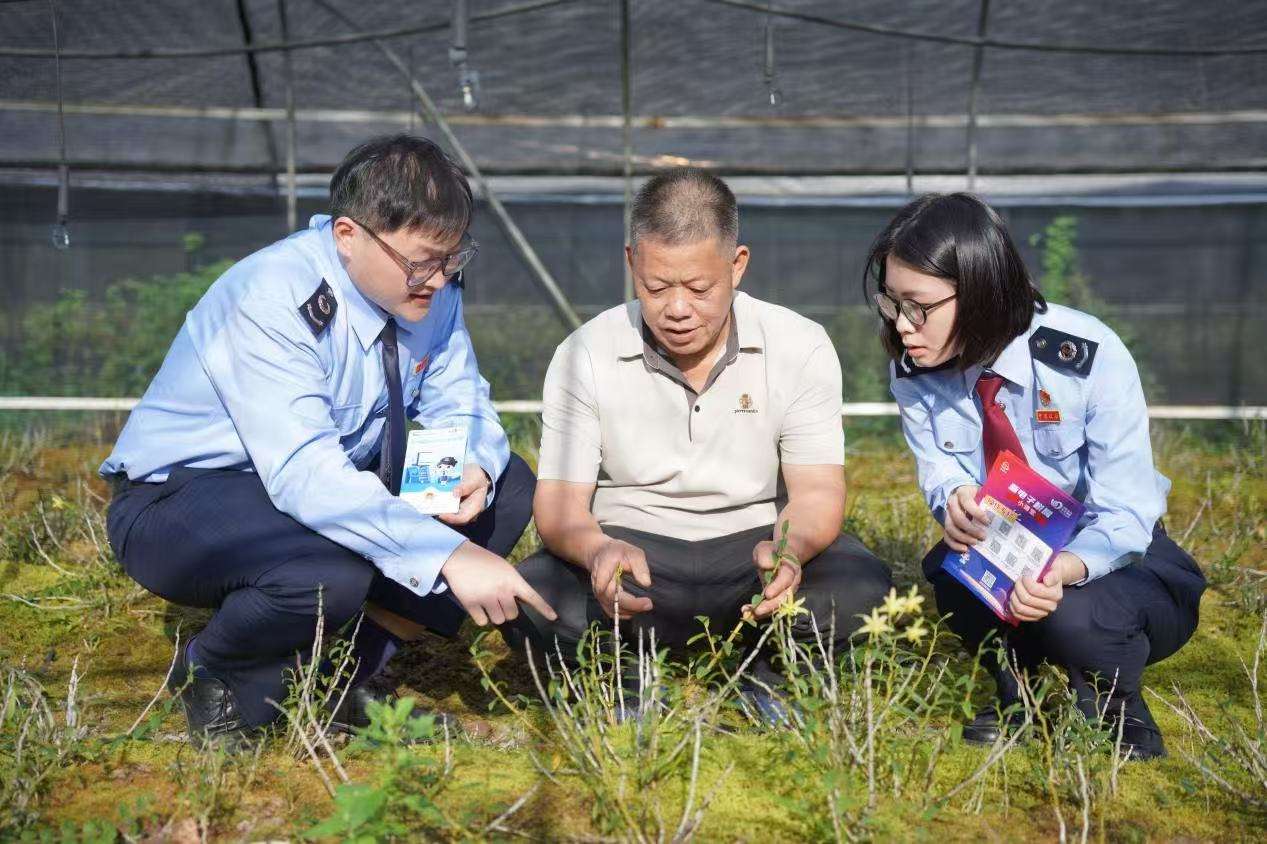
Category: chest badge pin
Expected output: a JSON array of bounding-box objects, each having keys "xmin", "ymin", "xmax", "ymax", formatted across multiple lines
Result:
[{"xmin": 1036, "ymin": 388, "xmax": 1060, "ymax": 422}]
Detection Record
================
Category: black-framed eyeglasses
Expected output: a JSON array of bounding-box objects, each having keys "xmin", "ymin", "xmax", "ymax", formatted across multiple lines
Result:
[
  {"xmin": 355, "ymin": 219, "xmax": 478, "ymax": 289},
  {"xmin": 873, "ymin": 289, "xmax": 956, "ymax": 327}
]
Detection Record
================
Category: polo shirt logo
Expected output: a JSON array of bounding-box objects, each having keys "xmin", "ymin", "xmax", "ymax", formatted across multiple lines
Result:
[{"xmin": 734, "ymin": 393, "xmax": 759, "ymax": 414}]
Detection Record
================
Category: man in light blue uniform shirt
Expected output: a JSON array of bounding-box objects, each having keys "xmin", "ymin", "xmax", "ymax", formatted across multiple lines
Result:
[
  {"xmin": 872, "ymin": 192, "xmax": 1204, "ymax": 759},
  {"xmin": 102, "ymin": 135, "xmax": 556, "ymax": 747}
]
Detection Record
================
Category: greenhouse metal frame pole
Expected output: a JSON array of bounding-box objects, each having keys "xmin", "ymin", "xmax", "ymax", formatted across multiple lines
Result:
[
  {"xmin": 965, "ymin": 0, "xmax": 990, "ymax": 192},
  {"xmin": 277, "ymin": 0, "xmax": 298, "ymax": 232},
  {"xmin": 309, "ymin": 0, "xmax": 581, "ymax": 331},
  {"xmin": 904, "ymin": 40, "xmax": 915, "ymax": 196},
  {"xmin": 233, "ymin": 0, "xmax": 282, "ymax": 185},
  {"xmin": 620, "ymin": 0, "xmax": 634, "ymax": 301}
]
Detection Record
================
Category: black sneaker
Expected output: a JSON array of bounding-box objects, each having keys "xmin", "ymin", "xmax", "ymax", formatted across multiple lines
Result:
[{"xmin": 167, "ymin": 641, "xmax": 260, "ymax": 752}]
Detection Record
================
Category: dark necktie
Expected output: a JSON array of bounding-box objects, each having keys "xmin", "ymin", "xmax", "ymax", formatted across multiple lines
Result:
[
  {"xmin": 377, "ymin": 319, "xmax": 406, "ymax": 495},
  {"xmin": 975, "ymin": 373, "xmax": 1028, "ymax": 470}
]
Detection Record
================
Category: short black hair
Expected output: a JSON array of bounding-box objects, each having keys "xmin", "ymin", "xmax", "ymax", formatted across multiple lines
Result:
[
  {"xmin": 629, "ymin": 168, "xmax": 738, "ymax": 251},
  {"xmin": 863, "ymin": 193, "xmax": 1045, "ymax": 369},
  {"xmin": 329, "ymin": 134, "xmax": 472, "ymax": 240}
]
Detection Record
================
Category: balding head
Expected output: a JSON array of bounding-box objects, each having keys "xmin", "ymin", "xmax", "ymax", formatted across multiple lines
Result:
[{"xmin": 629, "ymin": 168, "xmax": 739, "ymax": 254}]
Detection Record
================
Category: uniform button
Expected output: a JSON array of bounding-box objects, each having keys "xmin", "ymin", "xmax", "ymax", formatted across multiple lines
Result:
[
  {"xmin": 409, "ymin": 577, "xmax": 419, "ymax": 588},
  {"xmin": 694, "ymin": 404, "xmax": 700, "ymax": 412},
  {"xmin": 943, "ymin": 441, "xmax": 954, "ymax": 448},
  {"xmin": 996, "ymin": 401, "xmax": 1005, "ymax": 409}
]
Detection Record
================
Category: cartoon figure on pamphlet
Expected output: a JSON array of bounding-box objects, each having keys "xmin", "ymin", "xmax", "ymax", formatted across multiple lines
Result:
[{"xmin": 399, "ymin": 427, "xmax": 468, "ymax": 514}]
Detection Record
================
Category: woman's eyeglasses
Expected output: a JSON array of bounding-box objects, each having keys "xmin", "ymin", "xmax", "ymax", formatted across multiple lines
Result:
[{"xmin": 873, "ymin": 289, "xmax": 956, "ymax": 327}]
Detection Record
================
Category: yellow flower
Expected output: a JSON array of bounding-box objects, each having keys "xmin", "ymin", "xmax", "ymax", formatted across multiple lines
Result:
[
  {"xmin": 881, "ymin": 587, "xmax": 906, "ymax": 619},
  {"xmin": 904, "ymin": 621, "xmax": 929, "ymax": 644},
  {"xmin": 775, "ymin": 594, "xmax": 809, "ymax": 621},
  {"xmin": 49, "ymin": 494, "xmax": 69, "ymax": 511},
  {"xmin": 857, "ymin": 607, "xmax": 893, "ymax": 638},
  {"xmin": 901, "ymin": 585, "xmax": 926, "ymax": 615}
]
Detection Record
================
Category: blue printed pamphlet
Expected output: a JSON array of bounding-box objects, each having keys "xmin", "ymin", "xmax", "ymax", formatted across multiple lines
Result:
[
  {"xmin": 400, "ymin": 426, "xmax": 467, "ymax": 515},
  {"xmin": 941, "ymin": 450, "xmax": 1086, "ymax": 624}
]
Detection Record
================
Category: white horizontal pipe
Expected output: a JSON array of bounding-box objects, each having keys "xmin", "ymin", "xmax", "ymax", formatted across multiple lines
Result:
[
  {"xmin": 6, "ymin": 100, "xmax": 1267, "ymax": 131},
  {"xmin": 0, "ymin": 396, "xmax": 1263, "ymax": 421}
]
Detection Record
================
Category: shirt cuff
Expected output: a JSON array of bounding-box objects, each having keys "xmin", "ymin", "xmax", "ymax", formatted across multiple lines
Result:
[
  {"xmin": 373, "ymin": 518, "xmax": 466, "ymax": 598},
  {"xmin": 930, "ymin": 474, "xmax": 978, "ymax": 526},
  {"xmin": 476, "ymin": 458, "xmax": 497, "ymax": 508},
  {"xmin": 469, "ymin": 442, "xmax": 508, "ymax": 509},
  {"xmin": 1063, "ymin": 529, "xmax": 1130, "ymax": 585}
]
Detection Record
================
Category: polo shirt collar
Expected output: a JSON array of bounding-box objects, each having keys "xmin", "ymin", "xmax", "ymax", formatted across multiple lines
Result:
[
  {"xmin": 312, "ymin": 214, "xmax": 391, "ymax": 351},
  {"xmin": 616, "ymin": 300, "xmax": 647, "ymax": 359},
  {"xmin": 731, "ymin": 291, "xmax": 764, "ymax": 353}
]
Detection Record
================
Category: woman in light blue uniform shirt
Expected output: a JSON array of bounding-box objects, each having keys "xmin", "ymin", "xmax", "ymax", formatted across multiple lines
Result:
[{"xmin": 868, "ymin": 193, "xmax": 1205, "ymax": 760}]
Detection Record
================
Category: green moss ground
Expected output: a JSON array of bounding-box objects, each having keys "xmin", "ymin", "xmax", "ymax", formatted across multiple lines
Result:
[{"xmin": 2, "ymin": 419, "xmax": 1265, "ymax": 841}]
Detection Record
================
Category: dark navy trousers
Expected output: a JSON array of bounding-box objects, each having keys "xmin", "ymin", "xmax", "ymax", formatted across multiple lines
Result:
[
  {"xmin": 106, "ymin": 454, "xmax": 536, "ymax": 726},
  {"xmin": 923, "ymin": 524, "xmax": 1205, "ymax": 726}
]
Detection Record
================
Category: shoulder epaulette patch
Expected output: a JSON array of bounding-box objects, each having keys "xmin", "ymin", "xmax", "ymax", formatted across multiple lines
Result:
[
  {"xmin": 1029, "ymin": 326, "xmax": 1097, "ymax": 375},
  {"xmin": 300, "ymin": 279, "xmax": 337, "ymax": 336},
  {"xmin": 894, "ymin": 352, "xmax": 959, "ymax": 379}
]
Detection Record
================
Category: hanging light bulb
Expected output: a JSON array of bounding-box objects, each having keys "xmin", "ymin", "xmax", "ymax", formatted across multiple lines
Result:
[
  {"xmin": 763, "ymin": 20, "xmax": 783, "ymax": 107},
  {"xmin": 450, "ymin": 0, "xmax": 480, "ymax": 111}
]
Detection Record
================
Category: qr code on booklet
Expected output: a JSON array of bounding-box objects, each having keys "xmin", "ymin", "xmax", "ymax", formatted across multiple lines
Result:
[{"xmin": 975, "ymin": 494, "xmax": 1054, "ymax": 583}]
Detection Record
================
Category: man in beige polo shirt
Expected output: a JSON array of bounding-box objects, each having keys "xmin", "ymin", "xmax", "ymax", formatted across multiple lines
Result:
[{"xmin": 508, "ymin": 169, "xmax": 891, "ymax": 713}]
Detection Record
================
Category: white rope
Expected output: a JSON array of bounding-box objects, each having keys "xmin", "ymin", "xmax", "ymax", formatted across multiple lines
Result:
[{"xmin": 0, "ymin": 396, "xmax": 1262, "ymax": 421}]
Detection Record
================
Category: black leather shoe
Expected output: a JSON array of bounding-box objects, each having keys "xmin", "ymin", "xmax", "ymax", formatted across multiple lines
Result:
[
  {"xmin": 962, "ymin": 704, "xmax": 1028, "ymax": 745},
  {"xmin": 328, "ymin": 676, "xmax": 455, "ymax": 738},
  {"xmin": 167, "ymin": 644, "xmax": 260, "ymax": 752},
  {"xmin": 1118, "ymin": 719, "xmax": 1167, "ymax": 760},
  {"xmin": 1100, "ymin": 694, "xmax": 1167, "ymax": 761}
]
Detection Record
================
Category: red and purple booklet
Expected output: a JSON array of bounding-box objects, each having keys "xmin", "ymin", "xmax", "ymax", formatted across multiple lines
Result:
[{"xmin": 941, "ymin": 450, "xmax": 1086, "ymax": 624}]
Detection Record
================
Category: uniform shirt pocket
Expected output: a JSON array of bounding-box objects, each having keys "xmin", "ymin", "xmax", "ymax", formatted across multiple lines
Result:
[
  {"xmin": 1033, "ymin": 421, "xmax": 1086, "ymax": 461},
  {"xmin": 931, "ymin": 413, "xmax": 979, "ymax": 455}
]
